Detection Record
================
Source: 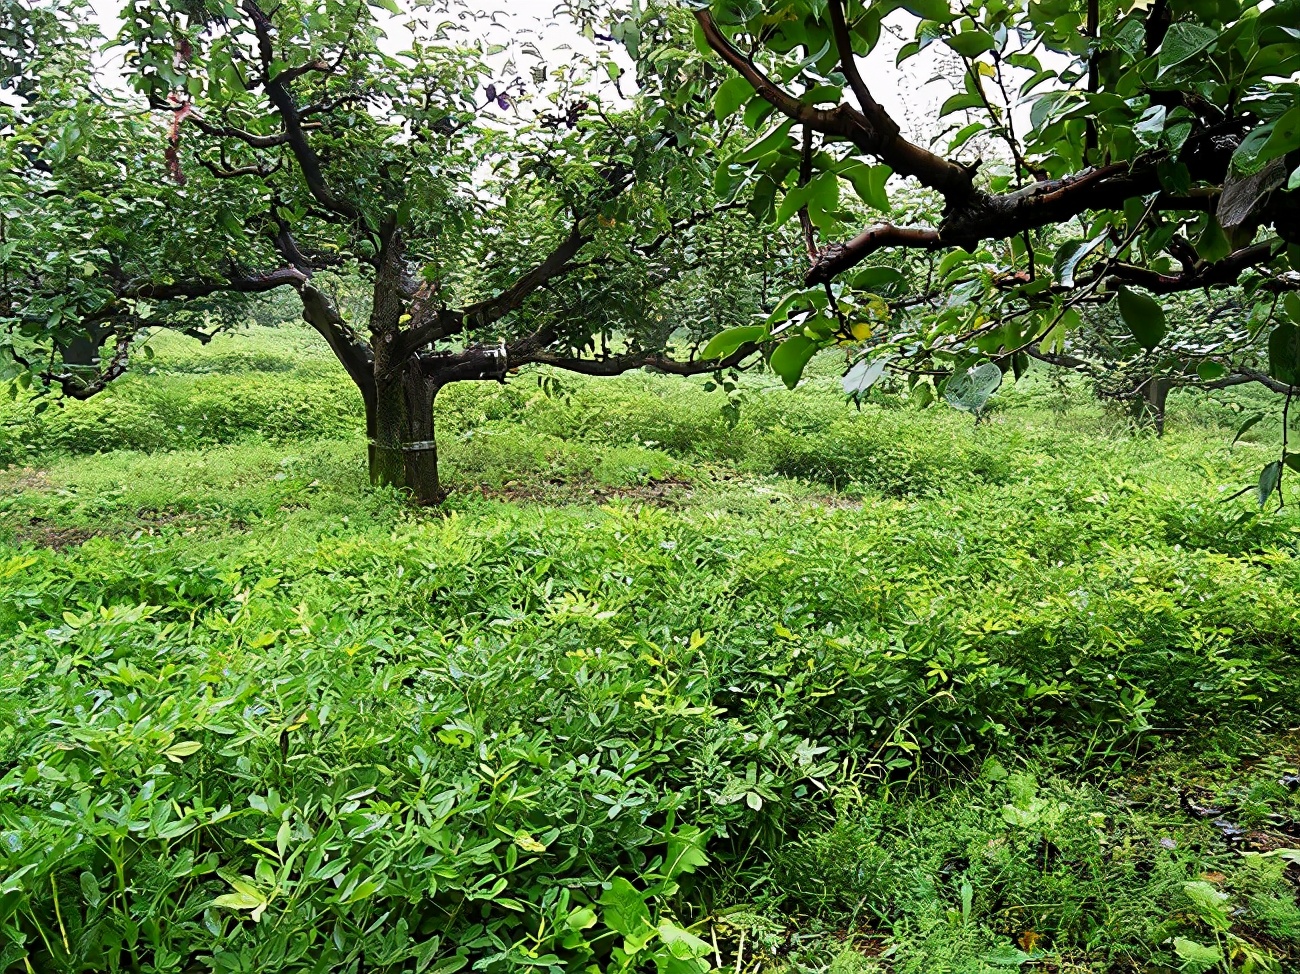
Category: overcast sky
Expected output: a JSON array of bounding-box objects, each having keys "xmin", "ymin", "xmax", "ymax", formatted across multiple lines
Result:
[{"xmin": 86, "ymin": 0, "xmax": 981, "ymax": 155}]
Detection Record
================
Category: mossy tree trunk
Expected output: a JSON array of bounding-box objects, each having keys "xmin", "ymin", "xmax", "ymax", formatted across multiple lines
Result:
[{"xmin": 369, "ymin": 361, "xmax": 443, "ymax": 504}]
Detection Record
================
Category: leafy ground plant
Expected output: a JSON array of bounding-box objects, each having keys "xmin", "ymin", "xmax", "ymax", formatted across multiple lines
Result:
[{"xmin": 2, "ymin": 327, "xmax": 1300, "ymax": 972}]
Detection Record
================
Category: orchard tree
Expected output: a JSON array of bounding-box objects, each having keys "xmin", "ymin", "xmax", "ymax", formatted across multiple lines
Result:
[
  {"xmin": 0, "ymin": 0, "xmax": 786, "ymax": 503},
  {"xmin": 620, "ymin": 0, "xmax": 1300, "ymax": 497}
]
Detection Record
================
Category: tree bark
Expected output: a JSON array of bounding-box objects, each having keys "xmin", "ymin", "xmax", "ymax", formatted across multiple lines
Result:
[
  {"xmin": 370, "ymin": 358, "xmax": 443, "ymax": 504},
  {"xmin": 57, "ymin": 324, "xmax": 109, "ymax": 367},
  {"xmin": 1130, "ymin": 376, "xmax": 1171, "ymax": 435}
]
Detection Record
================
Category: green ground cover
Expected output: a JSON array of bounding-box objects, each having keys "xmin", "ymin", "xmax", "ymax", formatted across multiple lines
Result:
[{"xmin": 2, "ymin": 326, "xmax": 1299, "ymax": 973}]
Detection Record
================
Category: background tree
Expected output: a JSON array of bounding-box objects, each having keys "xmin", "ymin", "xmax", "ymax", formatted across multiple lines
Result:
[
  {"xmin": 620, "ymin": 0, "xmax": 1300, "ymax": 497},
  {"xmin": 1, "ymin": 0, "xmax": 790, "ymax": 502}
]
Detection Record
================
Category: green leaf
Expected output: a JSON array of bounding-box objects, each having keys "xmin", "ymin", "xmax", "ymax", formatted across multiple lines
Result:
[
  {"xmin": 212, "ymin": 892, "xmax": 262, "ymax": 911},
  {"xmin": 664, "ymin": 825, "xmax": 710, "ymax": 878},
  {"xmin": 803, "ymin": 171, "xmax": 841, "ymax": 230},
  {"xmin": 1052, "ymin": 233, "xmax": 1107, "ymax": 288},
  {"xmin": 769, "ymin": 335, "xmax": 819, "ymax": 389},
  {"xmin": 599, "ymin": 878, "xmax": 652, "ymax": 939},
  {"xmin": 1116, "ymin": 287, "xmax": 1166, "ymax": 350},
  {"xmin": 1171, "ymin": 938, "xmax": 1223, "ymax": 972},
  {"xmin": 1285, "ymin": 292, "xmax": 1300, "ymax": 325},
  {"xmin": 1231, "ymin": 122, "xmax": 1277, "ymax": 175},
  {"xmin": 775, "ymin": 179, "xmax": 819, "ymax": 227},
  {"xmin": 849, "ymin": 266, "xmax": 905, "ymax": 290},
  {"xmin": 945, "ymin": 29, "xmax": 998, "ymax": 58},
  {"xmin": 1196, "ymin": 361, "xmax": 1227, "ymax": 382},
  {"xmin": 1195, "ymin": 216, "xmax": 1231, "ymax": 263},
  {"xmin": 980, "ymin": 945, "xmax": 1034, "ymax": 967},
  {"xmin": 939, "ymin": 92, "xmax": 984, "ymax": 117},
  {"xmin": 713, "ymin": 76, "xmax": 755, "ymax": 122},
  {"xmin": 1268, "ymin": 322, "xmax": 1300, "ymax": 384},
  {"xmin": 658, "ymin": 921, "xmax": 711, "ymax": 960},
  {"xmin": 944, "ymin": 362, "xmax": 1003, "ymax": 414},
  {"xmin": 900, "ymin": 0, "xmax": 953, "ymax": 22},
  {"xmin": 842, "ymin": 356, "xmax": 891, "ymax": 397},
  {"xmin": 1232, "ymin": 413, "xmax": 1263, "ymax": 446},
  {"xmin": 1258, "ymin": 460, "xmax": 1283, "ymax": 508},
  {"xmin": 1158, "ymin": 23, "xmax": 1218, "ymax": 74},
  {"xmin": 732, "ymin": 120, "xmax": 794, "ymax": 164},
  {"xmin": 1257, "ymin": 105, "xmax": 1300, "ymax": 164},
  {"xmin": 841, "ymin": 163, "xmax": 891, "ymax": 211},
  {"xmin": 702, "ymin": 324, "xmax": 767, "ymax": 361}
]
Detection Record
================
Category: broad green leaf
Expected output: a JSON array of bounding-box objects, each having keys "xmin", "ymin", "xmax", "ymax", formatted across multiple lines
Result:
[
  {"xmin": 1172, "ymin": 938, "xmax": 1223, "ymax": 971},
  {"xmin": 945, "ymin": 29, "xmax": 997, "ymax": 58},
  {"xmin": 775, "ymin": 181, "xmax": 819, "ymax": 227},
  {"xmin": 1230, "ymin": 122, "xmax": 1277, "ymax": 175},
  {"xmin": 1052, "ymin": 233, "xmax": 1107, "ymax": 288},
  {"xmin": 900, "ymin": 0, "xmax": 953, "ymax": 22},
  {"xmin": 1258, "ymin": 460, "xmax": 1283, "ymax": 508},
  {"xmin": 980, "ymin": 945, "xmax": 1035, "ymax": 967},
  {"xmin": 1285, "ymin": 292, "xmax": 1300, "ymax": 324},
  {"xmin": 841, "ymin": 162, "xmax": 891, "ymax": 211},
  {"xmin": 664, "ymin": 825, "xmax": 709, "ymax": 878},
  {"xmin": 842, "ymin": 356, "xmax": 891, "ymax": 397},
  {"xmin": 599, "ymin": 878, "xmax": 652, "ymax": 939},
  {"xmin": 945, "ymin": 361, "xmax": 1003, "ymax": 414},
  {"xmin": 769, "ymin": 335, "xmax": 819, "ymax": 389},
  {"xmin": 1257, "ymin": 105, "xmax": 1300, "ymax": 164},
  {"xmin": 1196, "ymin": 361, "xmax": 1227, "ymax": 382},
  {"xmin": 1116, "ymin": 287, "xmax": 1166, "ymax": 350},
  {"xmin": 849, "ymin": 266, "xmax": 905, "ymax": 290},
  {"xmin": 703, "ymin": 325, "xmax": 767, "ymax": 360},
  {"xmin": 732, "ymin": 120, "xmax": 795, "ymax": 164},
  {"xmin": 939, "ymin": 92, "xmax": 984, "ymax": 117},
  {"xmin": 658, "ymin": 921, "xmax": 711, "ymax": 960},
  {"xmin": 1158, "ymin": 23, "xmax": 1218, "ymax": 74},
  {"xmin": 1195, "ymin": 216, "xmax": 1231, "ymax": 263},
  {"xmin": 713, "ymin": 76, "xmax": 755, "ymax": 122},
  {"xmin": 1268, "ymin": 322, "xmax": 1300, "ymax": 384}
]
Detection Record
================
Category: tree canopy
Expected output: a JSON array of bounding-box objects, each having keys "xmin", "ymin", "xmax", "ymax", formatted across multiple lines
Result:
[
  {"xmin": 1, "ymin": 0, "xmax": 791, "ymax": 501},
  {"xmin": 615, "ymin": 0, "xmax": 1299, "ymax": 493}
]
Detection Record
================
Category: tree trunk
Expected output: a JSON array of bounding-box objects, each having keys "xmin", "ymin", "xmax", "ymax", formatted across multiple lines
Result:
[
  {"xmin": 57, "ymin": 325, "xmax": 108, "ymax": 367},
  {"xmin": 1130, "ymin": 376, "xmax": 1171, "ymax": 435},
  {"xmin": 370, "ymin": 359, "xmax": 443, "ymax": 504}
]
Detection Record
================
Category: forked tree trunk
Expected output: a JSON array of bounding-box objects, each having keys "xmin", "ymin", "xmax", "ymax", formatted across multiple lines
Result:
[{"xmin": 370, "ymin": 360, "xmax": 443, "ymax": 504}]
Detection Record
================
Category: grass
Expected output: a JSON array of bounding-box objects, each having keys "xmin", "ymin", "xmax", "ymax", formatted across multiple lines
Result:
[{"xmin": 1, "ymin": 324, "xmax": 1299, "ymax": 973}]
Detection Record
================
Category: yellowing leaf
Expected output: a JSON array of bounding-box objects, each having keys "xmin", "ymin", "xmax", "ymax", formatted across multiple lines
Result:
[
  {"xmin": 164, "ymin": 741, "xmax": 203, "ymax": 762},
  {"xmin": 514, "ymin": 832, "xmax": 547, "ymax": 853}
]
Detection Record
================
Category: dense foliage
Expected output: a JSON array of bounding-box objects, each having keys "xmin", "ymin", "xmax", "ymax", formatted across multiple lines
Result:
[
  {"xmin": 613, "ymin": 0, "xmax": 1300, "ymax": 494},
  {"xmin": 2, "ymin": 329, "xmax": 1300, "ymax": 972},
  {"xmin": 0, "ymin": 0, "xmax": 795, "ymax": 501}
]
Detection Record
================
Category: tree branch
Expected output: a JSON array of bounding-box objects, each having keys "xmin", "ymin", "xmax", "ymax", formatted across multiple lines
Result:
[
  {"xmin": 127, "ymin": 266, "xmax": 307, "ymax": 301},
  {"xmin": 807, "ymin": 224, "xmax": 944, "ymax": 284},
  {"xmin": 1106, "ymin": 241, "xmax": 1277, "ymax": 293},
  {"xmin": 522, "ymin": 341, "xmax": 761, "ymax": 377},
  {"xmin": 241, "ymin": 0, "xmax": 367, "ymax": 227},
  {"xmin": 694, "ymin": 9, "xmax": 973, "ymax": 201}
]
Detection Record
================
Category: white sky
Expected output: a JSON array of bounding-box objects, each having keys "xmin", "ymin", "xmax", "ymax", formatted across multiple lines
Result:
[{"xmin": 87, "ymin": 0, "xmax": 974, "ymax": 153}]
